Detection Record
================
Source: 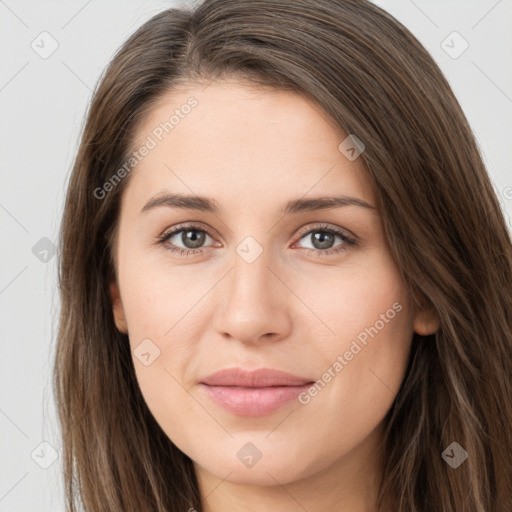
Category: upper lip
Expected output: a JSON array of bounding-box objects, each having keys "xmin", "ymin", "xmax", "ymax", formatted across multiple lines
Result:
[{"xmin": 200, "ymin": 367, "xmax": 315, "ymax": 387}]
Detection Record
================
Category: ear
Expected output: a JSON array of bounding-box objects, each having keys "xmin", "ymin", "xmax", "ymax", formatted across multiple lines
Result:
[
  {"xmin": 412, "ymin": 299, "xmax": 440, "ymax": 336},
  {"xmin": 109, "ymin": 281, "xmax": 128, "ymax": 334}
]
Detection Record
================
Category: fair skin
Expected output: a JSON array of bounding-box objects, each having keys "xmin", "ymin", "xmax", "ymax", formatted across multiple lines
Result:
[{"xmin": 110, "ymin": 79, "xmax": 439, "ymax": 512}]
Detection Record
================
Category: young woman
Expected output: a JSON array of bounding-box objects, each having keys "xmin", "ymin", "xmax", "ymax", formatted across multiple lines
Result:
[{"xmin": 54, "ymin": 0, "xmax": 512, "ymax": 510}]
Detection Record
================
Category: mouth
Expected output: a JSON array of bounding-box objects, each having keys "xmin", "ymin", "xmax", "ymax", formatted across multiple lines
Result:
[{"xmin": 199, "ymin": 367, "xmax": 315, "ymax": 417}]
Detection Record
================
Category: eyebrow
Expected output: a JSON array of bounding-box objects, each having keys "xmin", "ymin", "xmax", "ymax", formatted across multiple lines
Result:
[{"xmin": 140, "ymin": 193, "xmax": 377, "ymax": 215}]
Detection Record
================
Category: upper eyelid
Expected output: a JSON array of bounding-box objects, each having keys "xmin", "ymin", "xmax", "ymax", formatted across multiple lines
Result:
[
  {"xmin": 295, "ymin": 223, "xmax": 355, "ymax": 240},
  {"xmin": 161, "ymin": 221, "xmax": 213, "ymax": 236}
]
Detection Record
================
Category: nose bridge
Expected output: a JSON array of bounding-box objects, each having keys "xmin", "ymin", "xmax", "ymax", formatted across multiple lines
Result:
[
  {"xmin": 229, "ymin": 233, "xmax": 277, "ymax": 306},
  {"xmin": 212, "ymin": 231, "xmax": 292, "ymax": 343}
]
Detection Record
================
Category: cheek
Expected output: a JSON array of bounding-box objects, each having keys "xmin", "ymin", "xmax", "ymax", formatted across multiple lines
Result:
[
  {"xmin": 291, "ymin": 255, "xmax": 414, "ymax": 432},
  {"xmin": 121, "ymin": 276, "xmax": 202, "ymax": 451},
  {"xmin": 118, "ymin": 260, "xmax": 211, "ymax": 426},
  {"xmin": 120, "ymin": 254, "xmax": 207, "ymax": 339},
  {"xmin": 291, "ymin": 252, "xmax": 412, "ymax": 353}
]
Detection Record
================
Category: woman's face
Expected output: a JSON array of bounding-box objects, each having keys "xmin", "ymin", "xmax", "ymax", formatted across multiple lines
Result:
[{"xmin": 110, "ymin": 79, "xmax": 437, "ymax": 488}]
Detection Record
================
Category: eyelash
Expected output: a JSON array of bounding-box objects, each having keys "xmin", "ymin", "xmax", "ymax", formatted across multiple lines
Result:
[{"xmin": 156, "ymin": 223, "xmax": 357, "ymax": 258}]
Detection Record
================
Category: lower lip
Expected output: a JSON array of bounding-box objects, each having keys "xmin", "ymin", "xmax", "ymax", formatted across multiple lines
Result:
[{"xmin": 200, "ymin": 383, "xmax": 312, "ymax": 417}]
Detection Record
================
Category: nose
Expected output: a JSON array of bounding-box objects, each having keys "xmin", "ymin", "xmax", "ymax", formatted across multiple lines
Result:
[{"xmin": 212, "ymin": 246, "xmax": 293, "ymax": 346}]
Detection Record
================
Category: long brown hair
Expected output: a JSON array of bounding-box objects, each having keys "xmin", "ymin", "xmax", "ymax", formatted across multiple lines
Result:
[{"xmin": 54, "ymin": 0, "xmax": 512, "ymax": 510}]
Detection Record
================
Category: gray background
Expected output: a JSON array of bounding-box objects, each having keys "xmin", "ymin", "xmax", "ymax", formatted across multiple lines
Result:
[{"xmin": 1, "ymin": 1, "xmax": 510, "ymax": 510}]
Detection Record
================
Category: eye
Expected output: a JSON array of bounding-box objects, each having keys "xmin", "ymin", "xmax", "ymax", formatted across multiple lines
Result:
[
  {"xmin": 156, "ymin": 223, "xmax": 218, "ymax": 256},
  {"xmin": 293, "ymin": 224, "xmax": 357, "ymax": 257}
]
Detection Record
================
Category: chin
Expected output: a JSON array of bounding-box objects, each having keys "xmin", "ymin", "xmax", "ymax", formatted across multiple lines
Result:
[{"xmin": 192, "ymin": 440, "xmax": 322, "ymax": 487}]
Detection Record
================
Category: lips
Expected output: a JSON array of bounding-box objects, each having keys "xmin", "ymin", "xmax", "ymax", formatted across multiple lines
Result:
[
  {"xmin": 199, "ymin": 367, "xmax": 315, "ymax": 417},
  {"xmin": 201, "ymin": 367, "xmax": 314, "ymax": 387}
]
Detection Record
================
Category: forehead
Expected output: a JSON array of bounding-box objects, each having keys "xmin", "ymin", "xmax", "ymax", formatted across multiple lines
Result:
[
  {"xmin": 125, "ymin": 79, "xmax": 375, "ymax": 212},
  {"xmin": 133, "ymin": 78, "xmax": 344, "ymax": 148}
]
